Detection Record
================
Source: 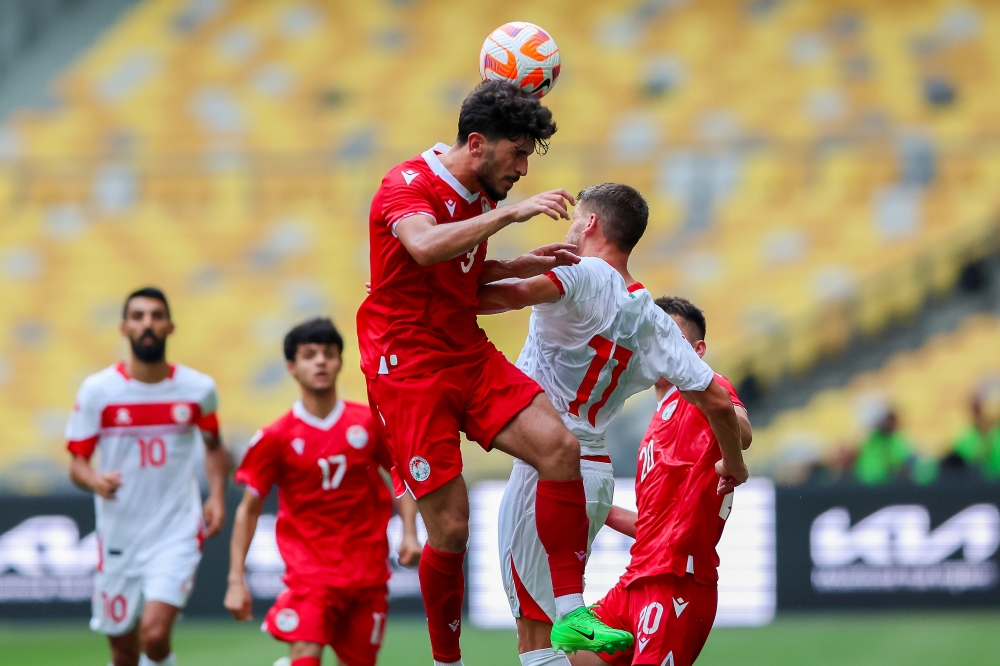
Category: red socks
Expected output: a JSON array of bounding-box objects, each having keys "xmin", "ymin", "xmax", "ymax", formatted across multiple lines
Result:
[
  {"xmin": 420, "ymin": 543, "xmax": 465, "ymax": 663},
  {"xmin": 291, "ymin": 658, "xmax": 320, "ymax": 666},
  {"xmin": 535, "ymin": 479, "xmax": 590, "ymax": 598}
]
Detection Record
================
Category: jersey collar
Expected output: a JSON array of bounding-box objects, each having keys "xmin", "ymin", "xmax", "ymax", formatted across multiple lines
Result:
[
  {"xmin": 656, "ymin": 386, "xmax": 679, "ymax": 411},
  {"xmin": 293, "ymin": 399, "xmax": 345, "ymax": 431},
  {"xmin": 115, "ymin": 361, "xmax": 176, "ymax": 381},
  {"xmin": 421, "ymin": 142, "xmax": 481, "ymax": 204}
]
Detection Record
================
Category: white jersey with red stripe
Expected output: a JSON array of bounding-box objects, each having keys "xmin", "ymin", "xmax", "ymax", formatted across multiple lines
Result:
[
  {"xmin": 515, "ymin": 257, "xmax": 715, "ymax": 457},
  {"xmin": 66, "ymin": 362, "xmax": 219, "ymax": 575}
]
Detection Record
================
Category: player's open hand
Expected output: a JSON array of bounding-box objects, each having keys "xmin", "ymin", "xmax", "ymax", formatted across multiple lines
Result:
[
  {"xmin": 715, "ymin": 457, "xmax": 749, "ymax": 496},
  {"xmin": 202, "ymin": 495, "xmax": 226, "ymax": 538},
  {"xmin": 224, "ymin": 579, "xmax": 253, "ymax": 621},
  {"xmin": 398, "ymin": 534, "xmax": 422, "ymax": 567},
  {"xmin": 507, "ymin": 189, "xmax": 576, "ymax": 223},
  {"xmin": 93, "ymin": 471, "xmax": 122, "ymax": 499},
  {"xmin": 511, "ymin": 243, "xmax": 581, "ymax": 279}
]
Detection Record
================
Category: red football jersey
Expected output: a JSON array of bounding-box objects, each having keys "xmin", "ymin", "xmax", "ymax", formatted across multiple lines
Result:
[
  {"xmin": 621, "ymin": 374, "xmax": 744, "ymax": 587},
  {"xmin": 235, "ymin": 400, "xmax": 393, "ymax": 588},
  {"xmin": 357, "ymin": 142, "xmax": 498, "ymax": 380}
]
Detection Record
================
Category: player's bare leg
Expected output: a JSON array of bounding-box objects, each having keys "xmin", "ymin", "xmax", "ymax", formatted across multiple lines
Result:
[
  {"xmin": 287, "ymin": 640, "xmax": 324, "ymax": 666},
  {"xmin": 515, "ymin": 617, "xmax": 574, "ymax": 665},
  {"xmin": 493, "ymin": 394, "xmax": 632, "ymax": 654},
  {"xmin": 108, "ymin": 626, "xmax": 140, "ymax": 666},
  {"xmin": 139, "ymin": 601, "xmax": 179, "ymax": 664},
  {"xmin": 415, "ymin": 475, "xmax": 471, "ymax": 665}
]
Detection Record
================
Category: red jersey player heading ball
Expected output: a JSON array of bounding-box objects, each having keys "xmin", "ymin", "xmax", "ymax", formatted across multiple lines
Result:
[
  {"xmin": 358, "ymin": 80, "xmax": 632, "ymax": 662},
  {"xmin": 225, "ymin": 317, "xmax": 420, "ymax": 666},
  {"xmin": 571, "ymin": 297, "xmax": 753, "ymax": 666}
]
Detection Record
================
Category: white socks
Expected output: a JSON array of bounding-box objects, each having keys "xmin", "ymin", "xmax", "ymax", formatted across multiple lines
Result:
[
  {"xmin": 433, "ymin": 661, "xmax": 463, "ymax": 666},
  {"xmin": 139, "ymin": 653, "xmax": 176, "ymax": 666},
  {"xmin": 554, "ymin": 593, "xmax": 585, "ymax": 618},
  {"xmin": 520, "ymin": 648, "xmax": 572, "ymax": 666}
]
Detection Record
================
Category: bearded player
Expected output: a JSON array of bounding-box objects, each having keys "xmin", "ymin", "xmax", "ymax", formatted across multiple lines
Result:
[
  {"xmin": 570, "ymin": 297, "xmax": 752, "ymax": 666},
  {"xmin": 67, "ymin": 287, "xmax": 228, "ymax": 666},
  {"xmin": 224, "ymin": 317, "xmax": 420, "ymax": 666},
  {"xmin": 358, "ymin": 80, "xmax": 636, "ymax": 663},
  {"xmin": 476, "ymin": 184, "xmax": 747, "ymax": 666}
]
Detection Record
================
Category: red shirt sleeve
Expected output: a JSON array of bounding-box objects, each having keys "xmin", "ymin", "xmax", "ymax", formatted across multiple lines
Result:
[
  {"xmin": 713, "ymin": 374, "xmax": 745, "ymax": 411},
  {"xmin": 381, "ymin": 170, "xmax": 437, "ymax": 229},
  {"xmin": 234, "ymin": 427, "xmax": 281, "ymax": 498}
]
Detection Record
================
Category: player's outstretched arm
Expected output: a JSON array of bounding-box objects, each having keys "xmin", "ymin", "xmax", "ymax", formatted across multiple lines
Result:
[
  {"xmin": 394, "ymin": 189, "xmax": 575, "ymax": 266},
  {"xmin": 395, "ymin": 492, "xmax": 422, "ymax": 567},
  {"xmin": 202, "ymin": 433, "xmax": 229, "ymax": 538},
  {"xmin": 478, "ymin": 242, "xmax": 580, "ymax": 285},
  {"xmin": 68, "ymin": 454, "xmax": 121, "ymax": 499},
  {"xmin": 477, "ymin": 273, "xmax": 563, "ymax": 314},
  {"xmin": 604, "ymin": 505, "xmax": 638, "ymax": 539},
  {"xmin": 224, "ymin": 490, "xmax": 263, "ymax": 621},
  {"xmin": 680, "ymin": 379, "xmax": 748, "ymax": 495}
]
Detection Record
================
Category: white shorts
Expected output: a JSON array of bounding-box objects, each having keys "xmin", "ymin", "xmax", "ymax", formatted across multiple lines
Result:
[
  {"xmin": 499, "ymin": 458, "xmax": 615, "ymax": 623},
  {"xmin": 90, "ymin": 537, "xmax": 202, "ymax": 635}
]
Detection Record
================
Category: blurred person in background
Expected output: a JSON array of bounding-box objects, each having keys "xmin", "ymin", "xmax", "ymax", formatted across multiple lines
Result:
[
  {"xmin": 853, "ymin": 408, "xmax": 936, "ymax": 485},
  {"xmin": 225, "ymin": 317, "xmax": 421, "ymax": 666},
  {"xmin": 66, "ymin": 287, "xmax": 229, "ymax": 666},
  {"xmin": 947, "ymin": 391, "xmax": 1000, "ymax": 481}
]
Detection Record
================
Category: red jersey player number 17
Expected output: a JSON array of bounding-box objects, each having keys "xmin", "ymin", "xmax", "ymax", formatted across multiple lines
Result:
[{"xmin": 226, "ymin": 317, "xmax": 420, "ymax": 666}]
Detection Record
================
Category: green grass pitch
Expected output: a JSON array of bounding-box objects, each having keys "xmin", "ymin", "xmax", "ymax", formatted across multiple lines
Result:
[{"xmin": 1, "ymin": 612, "xmax": 998, "ymax": 666}]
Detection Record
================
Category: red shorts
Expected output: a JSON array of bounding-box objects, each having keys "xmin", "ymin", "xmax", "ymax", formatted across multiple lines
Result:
[
  {"xmin": 367, "ymin": 347, "xmax": 542, "ymax": 499},
  {"xmin": 593, "ymin": 574, "xmax": 718, "ymax": 666},
  {"xmin": 263, "ymin": 581, "xmax": 389, "ymax": 666}
]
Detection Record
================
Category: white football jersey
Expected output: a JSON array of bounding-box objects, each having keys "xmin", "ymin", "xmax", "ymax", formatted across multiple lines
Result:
[
  {"xmin": 66, "ymin": 363, "xmax": 218, "ymax": 574},
  {"xmin": 516, "ymin": 257, "xmax": 715, "ymax": 456}
]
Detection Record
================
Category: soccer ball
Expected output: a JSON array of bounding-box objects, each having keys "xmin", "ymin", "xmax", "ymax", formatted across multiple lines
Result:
[{"xmin": 479, "ymin": 22, "xmax": 560, "ymax": 98}]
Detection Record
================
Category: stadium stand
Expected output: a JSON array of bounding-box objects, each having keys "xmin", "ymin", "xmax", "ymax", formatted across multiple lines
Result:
[
  {"xmin": 1, "ymin": 0, "xmax": 1000, "ymax": 484},
  {"xmin": 752, "ymin": 313, "xmax": 1000, "ymax": 481}
]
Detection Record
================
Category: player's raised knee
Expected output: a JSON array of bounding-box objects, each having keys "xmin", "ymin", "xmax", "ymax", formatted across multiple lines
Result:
[{"xmin": 536, "ymin": 428, "xmax": 580, "ymax": 479}]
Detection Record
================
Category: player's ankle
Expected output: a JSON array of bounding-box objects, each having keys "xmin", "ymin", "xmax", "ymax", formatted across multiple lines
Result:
[
  {"xmin": 553, "ymin": 593, "xmax": 585, "ymax": 618},
  {"xmin": 138, "ymin": 653, "xmax": 175, "ymax": 666},
  {"xmin": 520, "ymin": 648, "xmax": 571, "ymax": 666}
]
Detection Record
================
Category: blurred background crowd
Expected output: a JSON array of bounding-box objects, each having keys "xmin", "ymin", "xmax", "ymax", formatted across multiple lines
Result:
[{"xmin": 1, "ymin": 0, "xmax": 1000, "ymax": 494}]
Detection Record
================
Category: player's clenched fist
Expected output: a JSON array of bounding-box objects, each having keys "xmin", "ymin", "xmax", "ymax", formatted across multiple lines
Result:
[
  {"xmin": 224, "ymin": 578, "xmax": 253, "ymax": 621},
  {"xmin": 507, "ymin": 189, "xmax": 576, "ymax": 222},
  {"xmin": 715, "ymin": 457, "xmax": 749, "ymax": 496},
  {"xmin": 92, "ymin": 471, "xmax": 122, "ymax": 499}
]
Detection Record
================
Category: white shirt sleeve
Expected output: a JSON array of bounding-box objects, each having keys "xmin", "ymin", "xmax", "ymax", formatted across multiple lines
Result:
[
  {"xmin": 648, "ymin": 307, "xmax": 715, "ymax": 392},
  {"xmin": 66, "ymin": 379, "xmax": 102, "ymax": 444},
  {"xmin": 548, "ymin": 258, "xmax": 608, "ymax": 302}
]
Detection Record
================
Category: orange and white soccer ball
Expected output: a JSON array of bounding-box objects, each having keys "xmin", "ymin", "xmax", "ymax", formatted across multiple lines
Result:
[{"xmin": 479, "ymin": 22, "xmax": 560, "ymax": 98}]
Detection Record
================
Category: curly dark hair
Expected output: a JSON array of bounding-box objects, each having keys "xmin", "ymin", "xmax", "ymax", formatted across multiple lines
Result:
[
  {"xmin": 456, "ymin": 80, "xmax": 557, "ymax": 155},
  {"xmin": 577, "ymin": 183, "xmax": 649, "ymax": 252},
  {"xmin": 654, "ymin": 296, "xmax": 707, "ymax": 341}
]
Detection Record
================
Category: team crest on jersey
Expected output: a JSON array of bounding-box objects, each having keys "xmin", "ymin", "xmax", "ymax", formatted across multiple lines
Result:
[
  {"xmin": 171, "ymin": 403, "xmax": 192, "ymax": 424},
  {"xmin": 291, "ymin": 438, "xmax": 305, "ymax": 455},
  {"xmin": 661, "ymin": 401, "xmax": 679, "ymax": 421},
  {"xmin": 409, "ymin": 456, "xmax": 431, "ymax": 482},
  {"xmin": 346, "ymin": 425, "xmax": 369, "ymax": 449},
  {"xmin": 114, "ymin": 408, "xmax": 132, "ymax": 425},
  {"xmin": 275, "ymin": 608, "xmax": 299, "ymax": 632}
]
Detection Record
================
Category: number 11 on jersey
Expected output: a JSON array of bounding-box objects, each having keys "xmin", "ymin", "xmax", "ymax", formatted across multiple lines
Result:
[{"xmin": 568, "ymin": 334, "xmax": 634, "ymax": 426}]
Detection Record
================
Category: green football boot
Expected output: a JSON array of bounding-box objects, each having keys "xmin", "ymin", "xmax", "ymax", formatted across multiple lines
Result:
[{"xmin": 550, "ymin": 606, "xmax": 634, "ymax": 654}]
